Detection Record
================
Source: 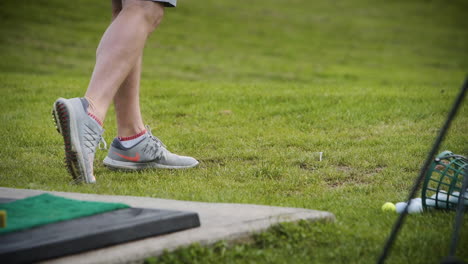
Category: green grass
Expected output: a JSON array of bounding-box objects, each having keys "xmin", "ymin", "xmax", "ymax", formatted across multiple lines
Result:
[{"xmin": 1, "ymin": 0, "xmax": 467, "ymax": 263}]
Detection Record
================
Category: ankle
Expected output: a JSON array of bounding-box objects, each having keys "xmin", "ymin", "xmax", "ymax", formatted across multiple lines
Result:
[
  {"xmin": 87, "ymin": 111, "xmax": 104, "ymax": 127},
  {"xmin": 117, "ymin": 128, "xmax": 147, "ymax": 148},
  {"xmin": 84, "ymin": 96, "xmax": 105, "ymax": 126},
  {"xmin": 117, "ymin": 126, "xmax": 146, "ymax": 139}
]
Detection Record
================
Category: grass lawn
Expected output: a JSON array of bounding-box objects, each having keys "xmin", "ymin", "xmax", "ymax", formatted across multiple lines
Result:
[{"xmin": 1, "ymin": 0, "xmax": 467, "ymax": 263}]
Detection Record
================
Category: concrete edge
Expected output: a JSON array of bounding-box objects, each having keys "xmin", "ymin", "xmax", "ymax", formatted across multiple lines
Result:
[{"xmin": 44, "ymin": 210, "xmax": 335, "ymax": 264}]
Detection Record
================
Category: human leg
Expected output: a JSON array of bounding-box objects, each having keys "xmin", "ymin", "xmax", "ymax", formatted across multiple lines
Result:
[
  {"xmin": 110, "ymin": 0, "xmax": 146, "ymax": 138},
  {"xmin": 113, "ymin": 55, "xmax": 146, "ymax": 137},
  {"xmin": 84, "ymin": 0, "xmax": 165, "ymax": 123},
  {"xmin": 102, "ymin": 0, "xmax": 198, "ymax": 170},
  {"xmin": 53, "ymin": 0, "xmax": 165, "ymax": 183}
]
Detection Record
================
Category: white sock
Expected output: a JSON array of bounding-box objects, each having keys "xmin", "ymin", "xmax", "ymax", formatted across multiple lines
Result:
[{"xmin": 118, "ymin": 130, "xmax": 147, "ymax": 148}]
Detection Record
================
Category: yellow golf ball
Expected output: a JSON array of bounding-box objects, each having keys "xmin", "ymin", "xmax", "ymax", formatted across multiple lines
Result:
[{"xmin": 382, "ymin": 202, "xmax": 396, "ymax": 213}]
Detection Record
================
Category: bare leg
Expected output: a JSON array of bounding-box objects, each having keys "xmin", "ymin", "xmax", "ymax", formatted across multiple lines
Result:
[
  {"xmin": 84, "ymin": 0, "xmax": 164, "ymax": 126},
  {"xmin": 114, "ymin": 56, "xmax": 146, "ymax": 137},
  {"xmin": 109, "ymin": 0, "xmax": 146, "ymax": 137}
]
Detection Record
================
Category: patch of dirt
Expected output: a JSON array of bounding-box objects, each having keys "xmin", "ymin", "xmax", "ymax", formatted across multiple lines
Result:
[
  {"xmin": 336, "ymin": 165, "xmax": 352, "ymax": 172},
  {"xmin": 199, "ymin": 158, "xmax": 226, "ymax": 167},
  {"xmin": 219, "ymin": 110, "xmax": 233, "ymax": 115},
  {"xmin": 325, "ymin": 165, "xmax": 379, "ymax": 188},
  {"xmin": 325, "ymin": 175, "xmax": 372, "ymax": 188},
  {"xmin": 298, "ymin": 163, "xmax": 315, "ymax": 171}
]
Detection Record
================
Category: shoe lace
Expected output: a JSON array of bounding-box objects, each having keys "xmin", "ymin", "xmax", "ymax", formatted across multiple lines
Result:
[
  {"xmin": 99, "ymin": 135, "xmax": 107, "ymax": 150},
  {"xmin": 84, "ymin": 124, "xmax": 107, "ymax": 152},
  {"xmin": 145, "ymin": 125, "xmax": 167, "ymax": 159}
]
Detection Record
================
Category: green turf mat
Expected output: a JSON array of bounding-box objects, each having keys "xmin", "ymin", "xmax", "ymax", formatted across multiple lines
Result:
[{"xmin": 0, "ymin": 193, "xmax": 129, "ymax": 234}]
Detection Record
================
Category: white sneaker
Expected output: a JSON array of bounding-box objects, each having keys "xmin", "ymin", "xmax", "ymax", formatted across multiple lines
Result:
[
  {"xmin": 103, "ymin": 127, "xmax": 198, "ymax": 170},
  {"xmin": 52, "ymin": 98, "xmax": 105, "ymax": 183}
]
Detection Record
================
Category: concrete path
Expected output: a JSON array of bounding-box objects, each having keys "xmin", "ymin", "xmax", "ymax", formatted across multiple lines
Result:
[{"xmin": 0, "ymin": 187, "xmax": 334, "ymax": 264}]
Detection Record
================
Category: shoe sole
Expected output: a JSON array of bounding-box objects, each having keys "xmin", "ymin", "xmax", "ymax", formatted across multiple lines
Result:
[
  {"xmin": 52, "ymin": 98, "xmax": 95, "ymax": 183},
  {"xmin": 103, "ymin": 157, "xmax": 199, "ymax": 170}
]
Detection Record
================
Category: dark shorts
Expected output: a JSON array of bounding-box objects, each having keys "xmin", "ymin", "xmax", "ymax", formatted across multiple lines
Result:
[{"xmin": 149, "ymin": 0, "xmax": 176, "ymax": 7}]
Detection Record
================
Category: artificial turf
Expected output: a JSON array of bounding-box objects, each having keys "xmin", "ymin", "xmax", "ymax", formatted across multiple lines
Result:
[{"xmin": 0, "ymin": 0, "xmax": 467, "ymax": 263}]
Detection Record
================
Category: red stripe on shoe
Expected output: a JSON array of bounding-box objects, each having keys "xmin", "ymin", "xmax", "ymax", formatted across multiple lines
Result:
[
  {"xmin": 87, "ymin": 112, "xmax": 103, "ymax": 127},
  {"xmin": 114, "ymin": 152, "xmax": 141, "ymax": 162},
  {"xmin": 118, "ymin": 129, "xmax": 147, "ymax": 141}
]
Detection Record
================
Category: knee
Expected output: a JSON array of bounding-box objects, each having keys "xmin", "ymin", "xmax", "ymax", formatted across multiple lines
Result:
[
  {"xmin": 125, "ymin": 1, "xmax": 164, "ymax": 33},
  {"xmin": 145, "ymin": 3, "xmax": 164, "ymax": 31}
]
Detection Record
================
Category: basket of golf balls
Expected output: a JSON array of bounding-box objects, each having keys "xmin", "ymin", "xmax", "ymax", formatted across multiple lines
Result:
[{"xmin": 421, "ymin": 151, "xmax": 468, "ymax": 210}]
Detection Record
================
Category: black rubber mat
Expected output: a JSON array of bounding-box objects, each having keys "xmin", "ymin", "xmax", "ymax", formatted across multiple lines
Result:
[
  {"xmin": 0, "ymin": 200, "xmax": 200, "ymax": 264},
  {"xmin": 0, "ymin": 198, "xmax": 15, "ymax": 204}
]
